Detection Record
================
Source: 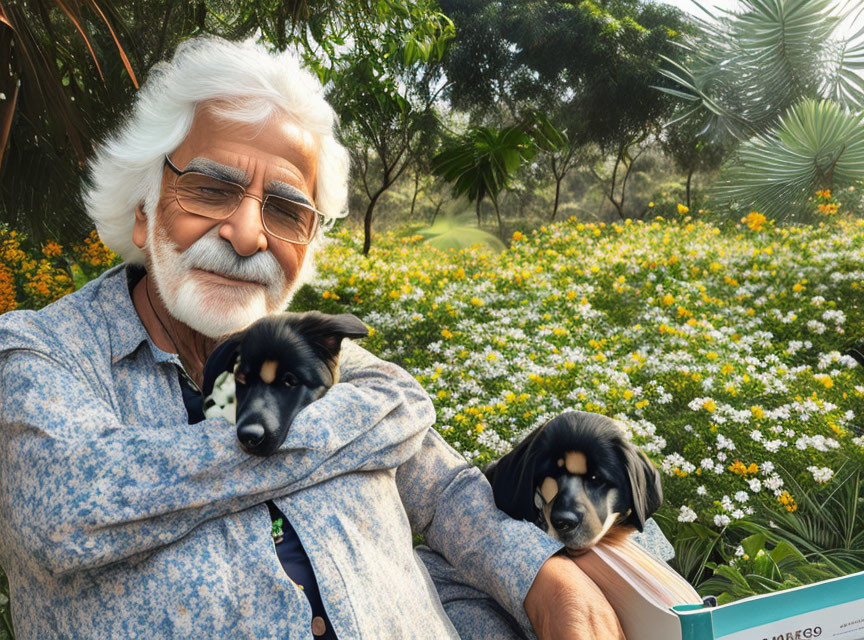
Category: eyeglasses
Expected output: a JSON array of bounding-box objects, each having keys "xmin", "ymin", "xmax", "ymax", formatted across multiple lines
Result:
[{"xmin": 163, "ymin": 155, "xmax": 326, "ymax": 245}]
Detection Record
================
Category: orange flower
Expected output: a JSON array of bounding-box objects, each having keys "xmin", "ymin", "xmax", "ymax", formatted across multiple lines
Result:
[
  {"xmin": 0, "ymin": 263, "xmax": 17, "ymax": 314},
  {"xmin": 41, "ymin": 241, "xmax": 63, "ymax": 258}
]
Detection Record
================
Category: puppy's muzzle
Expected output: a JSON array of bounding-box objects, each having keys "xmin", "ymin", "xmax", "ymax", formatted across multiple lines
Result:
[
  {"xmin": 236, "ymin": 383, "xmax": 325, "ymax": 456},
  {"xmin": 551, "ymin": 509, "xmax": 584, "ymax": 533}
]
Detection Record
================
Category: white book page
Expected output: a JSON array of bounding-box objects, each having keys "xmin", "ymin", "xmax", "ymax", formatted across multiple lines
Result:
[{"xmin": 572, "ymin": 549, "xmax": 684, "ymax": 640}]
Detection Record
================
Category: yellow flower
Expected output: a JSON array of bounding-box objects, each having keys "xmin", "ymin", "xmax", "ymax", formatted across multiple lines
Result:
[
  {"xmin": 648, "ymin": 201, "xmax": 655, "ymax": 208},
  {"xmin": 470, "ymin": 297, "xmax": 484, "ymax": 306},
  {"xmin": 677, "ymin": 204, "xmax": 689, "ymax": 214},
  {"xmin": 750, "ymin": 406, "xmax": 764, "ymax": 419},
  {"xmin": 512, "ymin": 231, "xmax": 524, "ymax": 241},
  {"xmin": 662, "ymin": 293, "xmax": 675, "ymax": 306},
  {"xmin": 703, "ymin": 399, "xmax": 716, "ymax": 413},
  {"xmin": 441, "ymin": 329, "xmax": 453, "ymax": 339},
  {"xmin": 815, "ymin": 374, "xmax": 833, "ymax": 389}
]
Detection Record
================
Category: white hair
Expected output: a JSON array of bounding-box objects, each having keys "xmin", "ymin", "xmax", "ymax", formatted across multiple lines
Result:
[{"xmin": 81, "ymin": 35, "xmax": 350, "ymax": 265}]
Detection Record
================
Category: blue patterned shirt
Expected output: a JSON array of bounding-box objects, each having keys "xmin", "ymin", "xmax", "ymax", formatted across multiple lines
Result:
[{"xmin": 0, "ymin": 263, "xmax": 568, "ymax": 639}]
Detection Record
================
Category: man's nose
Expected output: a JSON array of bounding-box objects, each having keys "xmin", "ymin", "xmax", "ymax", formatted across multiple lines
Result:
[{"xmin": 218, "ymin": 193, "xmax": 268, "ymax": 256}]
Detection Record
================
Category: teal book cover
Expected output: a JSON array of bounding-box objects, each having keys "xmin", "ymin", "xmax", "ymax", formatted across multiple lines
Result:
[{"xmin": 674, "ymin": 571, "xmax": 864, "ymax": 640}]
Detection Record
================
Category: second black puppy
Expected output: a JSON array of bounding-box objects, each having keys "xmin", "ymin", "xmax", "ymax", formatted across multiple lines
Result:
[
  {"xmin": 483, "ymin": 410, "xmax": 662, "ymax": 553},
  {"xmin": 201, "ymin": 311, "xmax": 369, "ymax": 457}
]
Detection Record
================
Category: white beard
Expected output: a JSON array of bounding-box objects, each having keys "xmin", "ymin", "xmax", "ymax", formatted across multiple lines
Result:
[{"xmin": 145, "ymin": 217, "xmax": 310, "ymax": 339}]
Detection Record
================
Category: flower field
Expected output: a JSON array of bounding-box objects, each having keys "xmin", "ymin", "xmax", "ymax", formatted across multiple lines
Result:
[
  {"xmin": 2, "ymin": 214, "xmax": 863, "ymax": 598},
  {"xmin": 295, "ymin": 214, "xmax": 864, "ymax": 589}
]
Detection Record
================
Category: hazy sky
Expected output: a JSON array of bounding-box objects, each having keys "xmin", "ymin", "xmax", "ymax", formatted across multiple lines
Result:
[{"xmin": 652, "ymin": 0, "xmax": 861, "ymax": 39}]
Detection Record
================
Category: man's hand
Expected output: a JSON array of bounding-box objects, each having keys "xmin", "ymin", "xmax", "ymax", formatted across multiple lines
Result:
[{"xmin": 524, "ymin": 554, "xmax": 626, "ymax": 640}]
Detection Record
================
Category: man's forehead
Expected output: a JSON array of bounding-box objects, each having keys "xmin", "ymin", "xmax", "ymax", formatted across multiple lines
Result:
[{"xmin": 175, "ymin": 104, "xmax": 319, "ymax": 196}]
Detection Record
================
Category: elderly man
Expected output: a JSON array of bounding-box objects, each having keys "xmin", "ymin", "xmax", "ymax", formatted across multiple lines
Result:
[{"xmin": 0, "ymin": 36, "xmax": 630, "ymax": 639}]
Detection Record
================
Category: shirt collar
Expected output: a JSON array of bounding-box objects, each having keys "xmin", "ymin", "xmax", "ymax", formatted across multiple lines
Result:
[{"xmin": 100, "ymin": 263, "xmax": 184, "ymax": 367}]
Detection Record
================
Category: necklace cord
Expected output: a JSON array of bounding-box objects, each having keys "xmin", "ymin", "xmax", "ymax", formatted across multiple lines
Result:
[{"xmin": 145, "ymin": 273, "xmax": 182, "ymax": 355}]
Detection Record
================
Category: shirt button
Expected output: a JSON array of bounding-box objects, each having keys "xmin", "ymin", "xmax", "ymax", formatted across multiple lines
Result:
[{"xmin": 311, "ymin": 616, "xmax": 327, "ymax": 636}]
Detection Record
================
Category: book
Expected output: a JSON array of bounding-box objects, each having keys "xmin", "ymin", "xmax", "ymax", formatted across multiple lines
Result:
[{"xmin": 570, "ymin": 536, "xmax": 864, "ymax": 640}]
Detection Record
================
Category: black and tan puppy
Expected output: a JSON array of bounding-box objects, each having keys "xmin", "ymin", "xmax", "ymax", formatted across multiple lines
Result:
[
  {"xmin": 201, "ymin": 311, "xmax": 369, "ymax": 457},
  {"xmin": 483, "ymin": 410, "xmax": 662, "ymax": 554}
]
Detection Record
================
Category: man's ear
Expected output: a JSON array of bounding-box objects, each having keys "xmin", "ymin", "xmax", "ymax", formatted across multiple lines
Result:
[{"xmin": 133, "ymin": 203, "xmax": 147, "ymax": 249}]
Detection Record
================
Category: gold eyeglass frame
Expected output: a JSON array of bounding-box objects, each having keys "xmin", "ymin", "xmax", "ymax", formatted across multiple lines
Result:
[{"xmin": 163, "ymin": 154, "xmax": 327, "ymax": 245}]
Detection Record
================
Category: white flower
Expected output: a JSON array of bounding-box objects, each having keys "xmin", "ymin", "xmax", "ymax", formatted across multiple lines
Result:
[
  {"xmin": 734, "ymin": 491, "xmax": 749, "ymax": 503},
  {"xmin": 807, "ymin": 466, "xmax": 834, "ymax": 483},
  {"xmin": 765, "ymin": 475, "xmax": 784, "ymax": 491},
  {"xmin": 714, "ymin": 514, "xmax": 731, "ymax": 527},
  {"xmin": 748, "ymin": 478, "xmax": 762, "ymax": 492},
  {"xmin": 697, "ymin": 485, "xmax": 707, "ymax": 496},
  {"xmin": 735, "ymin": 545, "xmax": 745, "ymax": 557},
  {"xmin": 678, "ymin": 505, "xmax": 698, "ymax": 523},
  {"xmin": 807, "ymin": 320, "xmax": 826, "ymax": 334}
]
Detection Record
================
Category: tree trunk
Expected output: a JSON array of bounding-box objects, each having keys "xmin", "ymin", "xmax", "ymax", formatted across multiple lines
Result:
[
  {"xmin": 551, "ymin": 174, "xmax": 563, "ymax": 222},
  {"xmin": 493, "ymin": 197, "xmax": 503, "ymax": 240},
  {"xmin": 686, "ymin": 168, "xmax": 694, "ymax": 210},
  {"xmin": 362, "ymin": 191, "xmax": 384, "ymax": 256},
  {"xmin": 431, "ymin": 200, "xmax": 443, "ymax": 225},
  {"xmin": 409, "ymin": 171, "xmax": 421, "ymax": 219},
  {"xmin": 476, "ymin": 197, "xmax": 482, "ymax": 227}
]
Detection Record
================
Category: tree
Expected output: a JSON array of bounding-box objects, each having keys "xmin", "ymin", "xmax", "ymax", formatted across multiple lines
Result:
[
  {"xmin": 432, "ymin": 124, "xmax": 534, "ymax": 235},
  {"xmin": 656, "ymin": 0, "xmax": 864, "ymax": 218},
  {"xmin": 659, "ymin": 108, "xmax": 734, "ymax": 210},
  {"xmin": 439, "ymin": 0, "xmax": 690, "ymax": 219},
  {"xmin": 309, "ymin": 1, "xmax": 454, "ymax": 255}
]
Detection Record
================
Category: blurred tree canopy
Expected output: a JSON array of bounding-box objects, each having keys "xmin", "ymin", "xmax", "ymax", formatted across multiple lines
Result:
[{"xmin": 438, "ymin": 0, "xmax": 692, "ymax": 219}]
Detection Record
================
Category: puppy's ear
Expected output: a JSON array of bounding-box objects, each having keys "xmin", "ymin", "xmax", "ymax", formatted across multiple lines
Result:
[
  {"xmin": 202, "ymin": 335, "xmax": 242, "ymax": 398},
  {"xmin": 621, "ymin": 445, "xmax": 663, "ymax": 532},
  {"xmin": 484, "ymin": 422, "xmax": 550, "ymax": 523},
  {"xmin": 294, "ymin": 312, "xmax": 370, "ymax": 362}
]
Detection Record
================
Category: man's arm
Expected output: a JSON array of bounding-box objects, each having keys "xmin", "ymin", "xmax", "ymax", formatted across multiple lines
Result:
[
  {"xmin": 0, "ymin": 342, "xmax": 432, "ymax": 578},
  {"xmin": 395, "ymin": 427, "xmax": 566, "ymax": 636}
]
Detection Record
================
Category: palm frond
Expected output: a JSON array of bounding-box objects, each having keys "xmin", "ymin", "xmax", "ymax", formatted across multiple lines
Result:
[
  {"xmin": 709, "ymin": 97, "xmax": 864, "ymax": 218},
  {"xmin": 659, "ymin": 0, "xmax": 851, "ymax": 141}
]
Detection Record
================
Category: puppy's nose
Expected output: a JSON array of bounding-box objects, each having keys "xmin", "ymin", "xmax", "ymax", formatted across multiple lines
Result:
[
  {"xmin": 551, "ymin": 510, "xmax": 584, "ymax": 533},
  {"xmin": 237, "ymin": 423, "xmax": 266, "ymax": 449}
]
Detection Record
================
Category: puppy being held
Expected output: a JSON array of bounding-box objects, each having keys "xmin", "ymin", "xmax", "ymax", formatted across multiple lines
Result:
[
  {"xmin": 201, "ymin": 311, "xmax": 369, "ymax": 457},
  {"xmin": 483, "ymin": 410, "xmax": 662, "ymax": 555}
]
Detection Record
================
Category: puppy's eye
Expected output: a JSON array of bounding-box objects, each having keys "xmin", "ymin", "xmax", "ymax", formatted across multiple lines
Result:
[
  {"xmin": 283, "ymin": 372, "xmax": 299, "ymax": 387},
  {"xmin": 588, "ymin": 474, "xmax": 604, "ymax": 486},
  {"xmin": 234, "ymin": 372, "xmax": 246, "ymax": 385}
]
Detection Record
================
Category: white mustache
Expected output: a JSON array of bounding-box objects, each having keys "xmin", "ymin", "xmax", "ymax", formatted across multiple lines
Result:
[{"xmin": 179, "ymin": 229, "xmax": 284, "ymax": 287}]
